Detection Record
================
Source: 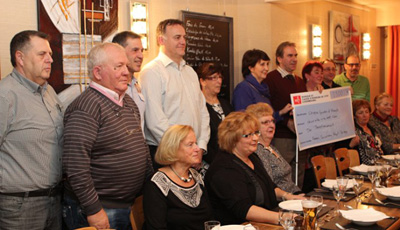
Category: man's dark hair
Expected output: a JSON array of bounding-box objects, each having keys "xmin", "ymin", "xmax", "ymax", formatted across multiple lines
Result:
[
  {"xmin": 241, "ymin": 49, "xmax": 270, "ymax": 77},
  {"xmin": 301, "ymin": 60, "xmax": 323, "ymax": 83},
  {"xmin": 156, "ymin": 19, "xmax": 184, "ymax": 46},
  {"xmin": 275, "ymin": 41, "xmax": 295, "ymax": 66},
  {"xmin": 112, "ymin": 31, "xmax": 141, "ymax": 47},
  {"xmin": 10, "ymin": 30, "xmax": 49, "ymax": 67}
]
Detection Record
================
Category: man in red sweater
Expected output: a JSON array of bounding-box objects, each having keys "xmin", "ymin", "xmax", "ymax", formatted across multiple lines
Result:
[{"xmin": 264, "ymin": 41, "xmax": 307, "ymax": 189}]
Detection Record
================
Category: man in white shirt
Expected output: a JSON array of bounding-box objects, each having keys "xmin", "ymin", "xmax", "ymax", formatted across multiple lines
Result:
[
  {"xmin": 112, "ymin": 31, "xmax": 145, "ymax": 131},
  {"xmin": 140, "ymin": 19, "xmax": 210, "ymax": 169}
]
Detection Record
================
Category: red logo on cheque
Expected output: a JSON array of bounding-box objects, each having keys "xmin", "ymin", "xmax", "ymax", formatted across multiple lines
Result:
[{"xmin": 293, "ymin": 96, "xmax": 302, "ymax": 105}]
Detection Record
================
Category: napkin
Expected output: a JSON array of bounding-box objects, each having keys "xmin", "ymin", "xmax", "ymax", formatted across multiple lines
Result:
[
  {"xmin": 350, "ymin": 164, "xmax": 377, "ymax": 173},
  {"xmin": 339, "ymin": 208, "xmax": 389, "ymax": 222},
  {"xmin": 322, "ymin": 179, "xmax": 354, "ymax": 189},
  {"xmin": 376, "ymin": 186, "xmax": 400, "ymax": 197}
]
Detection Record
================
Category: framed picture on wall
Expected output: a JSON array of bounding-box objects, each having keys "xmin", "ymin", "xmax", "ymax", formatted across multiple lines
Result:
[{"xmin": 329, "ymin": 11, "xmax": 360, "ymax": 66}]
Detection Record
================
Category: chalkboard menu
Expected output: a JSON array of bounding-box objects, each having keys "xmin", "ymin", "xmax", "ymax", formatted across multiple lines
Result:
[{"xmin": 181, "ymin": 11, "xmax": 233, "ymax": 101}]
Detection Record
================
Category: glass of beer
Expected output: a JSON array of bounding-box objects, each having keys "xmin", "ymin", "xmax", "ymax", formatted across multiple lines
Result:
[{"xmin": 301, "ymin": 200, "xmax": 319, "ymax": 230}]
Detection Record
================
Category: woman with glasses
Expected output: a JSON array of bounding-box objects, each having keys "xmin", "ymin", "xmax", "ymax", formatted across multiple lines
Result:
[
  {"xmin": 246, "ymin": 103, "xmax": 301, "ymax": 194},
  {"xmin": 321, "ymin": 59, "xmax": 341, "ymax": 89},
  {"xmin": 232, "ymin": 49, "xmax": 292, "ymax": 119},
  {"xmin": 205, "ymin": 112, "xmax": 305, "ymax": 225},
  {"xmin": 197, "ymin": 63, "xmax": 233, "ymax": 164}
]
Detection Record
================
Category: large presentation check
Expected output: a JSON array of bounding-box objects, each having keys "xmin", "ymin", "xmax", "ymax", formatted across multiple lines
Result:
[{"xmin": 290, "ymin": 87, "xmax": 356, "ymax": 151}]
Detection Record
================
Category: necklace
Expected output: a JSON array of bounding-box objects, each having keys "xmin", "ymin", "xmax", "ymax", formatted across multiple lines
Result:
[{"xmin": 169, "ymin": 165, "xmax": 193, "ymax": 183}]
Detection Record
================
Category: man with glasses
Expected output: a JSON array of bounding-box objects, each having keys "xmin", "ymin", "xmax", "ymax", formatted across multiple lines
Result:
[
  {"xmin": 140, "ymin": 19, "xmax": 210, "ymax": 169},
  {"xmin": 321, "ymin": 59, "xmax": 341, "ymax": 89},
  {"xmin": 334, "ymin": 54, "xmax": 370, "ymax": 101}
]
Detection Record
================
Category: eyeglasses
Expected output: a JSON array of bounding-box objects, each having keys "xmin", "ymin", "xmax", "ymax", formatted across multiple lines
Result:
[
  {"xmin": 260, "ymin": 119, "xmax": 275, "ymax": 125},
  {"xmin": 242, "ymin": 131, "xmax": 261, "ymax": 138},
  {"xmin": 345, "ymin": 63, "xmax": 360, "ymax": 67},
  {"xmin": 323, "ymin": 68, "xmax": 336, "ymax": 72},
  {"xmin": 204, "ymin": 75, "xmax": 224, "ymax": 81}
]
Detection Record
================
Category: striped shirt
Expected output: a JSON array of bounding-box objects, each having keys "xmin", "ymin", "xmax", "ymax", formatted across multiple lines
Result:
[{"xmin": 63, "ymin": 87, "xmax": 152, "ymax": 215}]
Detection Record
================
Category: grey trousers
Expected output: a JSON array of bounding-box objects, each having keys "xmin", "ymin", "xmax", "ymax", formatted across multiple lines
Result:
[
  {"xmin": 272, "ymin": 137, "xmax": 308, "ymax": 189},
  {"xmin": 0, "ymin": 194, "xmax": 62, "ymax": 230}
]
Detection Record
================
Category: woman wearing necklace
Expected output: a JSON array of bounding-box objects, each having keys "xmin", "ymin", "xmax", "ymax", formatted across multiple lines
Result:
[
  {"xmin": 143, "ymin": 125, "xmax": 213, "ymax": 230},
  {"xmin": 369, "ymin": 93, "xmax": 400, "ymax": 154},
  {"xmin": 205, "ymin": 112, "xmax": 305, "ymax": 225},
  {"xmin": 198, "ymin": 63, "xmax": 233, "ymax": 164},
  {"xmin": 246, "ymin": 103, "xmax": 301, "ymax": 194},
  {"xmin": 302, "ymin": 60, "xmax": 323, "ymax": 92}
]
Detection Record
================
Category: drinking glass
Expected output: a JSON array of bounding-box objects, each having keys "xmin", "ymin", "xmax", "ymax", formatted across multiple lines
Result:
[
  {"xmin": 301, "ymin": 200, "xmax": 319, "ymax": 230},
  {"xmin": 310, "ymin": 195, "xmax": 323, "ymax": 215},
  {"xmin": 279, "ymin": 209, "xmax": 294, "ymax": 230},
  {"xmin": 352, "ymin": 175, "xmax": 364, "ymax": 204},
  {"xmin": 204, "ymin": 220, "xmax": 220, "ymax": 230},
  {"xmin": 332, "ymin": 184, "xmax": 345, "ymax": 215}
]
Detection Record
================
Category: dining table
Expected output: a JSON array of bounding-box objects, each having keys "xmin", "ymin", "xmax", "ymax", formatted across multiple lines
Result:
[{"xmin": 245, "ymin": 170, "xmax": 400, "ymax": 230}]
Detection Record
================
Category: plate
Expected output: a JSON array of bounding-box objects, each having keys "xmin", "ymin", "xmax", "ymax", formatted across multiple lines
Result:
[
  {"xmin": 340, "ymin": 208, "xmax": 388, "ymax": 226},
  {"xmin": 382, "ymin": 155, "xmax": 397, "ymax": 161},
  {"xmin": 220, "ymin": 225, "xmax": 245, "ymax": 230},
  {"xmin": 278, "ymin": 200, "xmax": 303, "ymax": 212},
  {"xmin": 377, "ymin": 186, "xmax": 400, "ymax": 201},
  {"xmin": 321, "ymin": 179, "xmax": 354, "ymax": 190},
  {"xmin": 350, "ymin": 164, "xmax": 380, "ymax": 175}
]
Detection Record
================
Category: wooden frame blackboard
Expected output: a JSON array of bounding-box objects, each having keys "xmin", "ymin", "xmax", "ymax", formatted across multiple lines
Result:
[{"xmin": 181, "ymin": 11, "xmax": 233, "ymax": 102}]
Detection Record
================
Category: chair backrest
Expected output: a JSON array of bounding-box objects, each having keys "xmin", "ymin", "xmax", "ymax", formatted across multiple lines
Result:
[
  {"xmin": 130, "ymin": 195, "xmax": 144, "ymax": 230},
  {"xmin": 311, "ymin": 155, "xmax": 327, "ymax": 188},
  {"xmin": 75, "ymin": 228, "xmax": 97, "ymax": 230},
  {"xmin": 311, "ymin": 155, "xmax": 338, "ymax": 188},
  {"xmin": 348, "ymin": 149, "xmax": 360, "ymax": 168},
  {"xmin": 334, "ymin": 148, "xmax": 350, "ymax": 176},
  {"xmin": 325, "ymin": 157, "xmax": 337, "ymax": 179}
]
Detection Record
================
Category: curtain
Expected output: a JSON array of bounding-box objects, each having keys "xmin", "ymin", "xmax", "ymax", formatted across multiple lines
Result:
[{"xmin": 388, "ymin": 26, "xmax": 400, "ymax": 116}]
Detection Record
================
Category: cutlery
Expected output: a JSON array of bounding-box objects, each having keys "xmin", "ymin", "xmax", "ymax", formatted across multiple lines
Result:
[
  {"xmin": 345, "ymin": 205, "xmax": 354, "ymax": 210},
  {"xmin": 375, "ymin": 198, "xmax": 400, "ymax": 207},
  {"xmin": 335, "ymin": 223, "xmax": 358, "ymax": 230}
]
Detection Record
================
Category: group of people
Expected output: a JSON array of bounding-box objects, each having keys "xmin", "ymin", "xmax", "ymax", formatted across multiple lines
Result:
[{"xmin": 0, "ymin": 16, "xmax": 399, "ymax": 230}]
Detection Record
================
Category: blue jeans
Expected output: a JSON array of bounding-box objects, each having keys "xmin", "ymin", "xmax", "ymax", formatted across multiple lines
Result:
[
  {"xmin": 63, "ymin": 194, "xmax": 132, "ymax": 230},
  {"xmin": 0, "ymin": 194, "xmax": 62, "ymax": 230}
]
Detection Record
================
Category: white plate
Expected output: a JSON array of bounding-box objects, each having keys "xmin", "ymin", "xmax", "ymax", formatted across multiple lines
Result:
[
  {"xmin": 340, "ymin": 208, "xmax": 388, "ymax": 226},
  {"xmin": 350, "ymin": 164, "xmax": 381, "ymax": 175},
  {"xmin": 321, "ymin": 179, "xmax": 354, "ymax": 190},
  {"xmin": 220, "ymin": 225, "xmax": 244, "ymax": 230},
  {"xmin": 377, "ymin": 186, "xmax": 400, "ymax": 201},
  {"xmin": 382, "ymin": 155, "xmax": 397, "ymax": 161},
  {"xmin": 278, "ymin": 200, "xmax": 303, "ymax": 212}
]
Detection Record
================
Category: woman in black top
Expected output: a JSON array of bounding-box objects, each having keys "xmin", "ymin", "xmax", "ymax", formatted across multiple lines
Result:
[
  {"xmin": 143, "ymin": 125, "xmax": 213, "ymax": 230},
  {"xmin": 198, "ymin": 62, "xmax": 233, "ymax": 164},
  {"xmin": 205, "ymin": 112, "xmax": 304, "ymax": 225}
]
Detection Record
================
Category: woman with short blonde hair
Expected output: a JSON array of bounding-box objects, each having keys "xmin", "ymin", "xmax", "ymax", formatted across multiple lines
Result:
[
  {"xmin": 144, "ymin": 125, "xmax": 213, "ymax": 230},
  {"xmin": 246, "ymin": 103, "xmax": 301, "ymax": 194}
]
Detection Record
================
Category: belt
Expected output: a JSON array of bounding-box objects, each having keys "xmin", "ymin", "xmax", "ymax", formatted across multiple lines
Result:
[{"xmin": 0, "ymin": 183, "xmax": 62, "ymax": 198}]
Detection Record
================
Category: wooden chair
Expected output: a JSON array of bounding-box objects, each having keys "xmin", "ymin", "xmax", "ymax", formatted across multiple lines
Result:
[
  {"xmin": 348, "ymin": 149, "xmax": 360, "ymax": 168},
  {"xmin": 75, "ymin": 228, "xmax": 96, "ymax": 230},
  {"xmin": 311, "ymin": 155, "xmax": 337, "ymax": 188},
  {"xmin": 130, "ymin": 195, "xmax": 144, "ymax": 230},
  {"xmin": 334, "ymin": 148, "xmax": 350, "ymax": 176}
]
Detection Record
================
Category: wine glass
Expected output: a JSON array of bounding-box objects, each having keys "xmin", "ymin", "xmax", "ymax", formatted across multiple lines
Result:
[
  {"xmin": 279, "ymin": 209, "xmax": 294, "ymax": 230},
  {"xmin": 336, "ymin": 176, "xmax": 349, "ymax": 192},
  {"xmin": 332, "ymin": 184, "xmax": 345, "ymax": 216},
  {"xmin": 367, "ymin": 167, "xmax": 378, "ymax": 192},
  {"xmin": 352, "ymin": 175, "xmax": 364, "ymax": 204}
]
